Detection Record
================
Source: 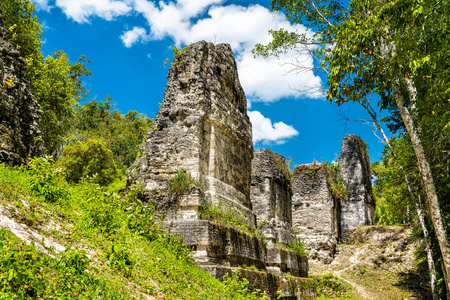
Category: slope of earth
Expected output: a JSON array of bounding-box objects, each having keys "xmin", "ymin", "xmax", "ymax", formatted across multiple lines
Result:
[
  {"xmin": 0, "ymin": 161, "xmax": 267, "ymax": 300},
  {"xmin": 310, "ymin": 226, "xmax": 432, "ymax": 300}
]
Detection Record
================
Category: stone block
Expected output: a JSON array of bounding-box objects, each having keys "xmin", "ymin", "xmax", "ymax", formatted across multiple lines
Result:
[
  {"xmin": 250, "ymin": 149, "xmax": 294, "ymax": 244},
  {"xmin": 163, "ymin": 220, "xmax": 267, "ymax": 269}
]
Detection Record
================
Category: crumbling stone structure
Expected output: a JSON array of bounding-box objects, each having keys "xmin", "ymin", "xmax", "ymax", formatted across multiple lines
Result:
[
  {"xmin": 338, "ymin": 134, "xmax": 375, "ymax": 242},
  {"xmin": 290, "ymin": 135, "xmax": 376, "ymax": 263},
  {"xmin": 128, "ymin": 41, "xmax": 254, "ymax": 225},
  {"xmin": 250, "ymin": 149, "xmax": 307, "ymax": 276},
  {"xmin": 128, "ymin": 41, "xmax": 309, "ymax": 298},
  {"xmin": 291, "ymin": 163, "xmax": 340, "ymax": 263},
  {"xmin": 0, "ymin": 13, "xmax": 43, "ymax": 164},
  {"xmin": 251, "ymin": 149, "xmax": 293, "ymax": 246}
]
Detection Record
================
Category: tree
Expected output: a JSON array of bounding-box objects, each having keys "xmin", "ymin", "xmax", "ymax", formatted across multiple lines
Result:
[
  {"xmin": 69, "ymin": 96, "xmax": 153, "ymax": 170},
  {"xmin": 254, "ymin": 0, "xmax": 450, "ymax": 296},
  {"xmin": 1, "ymin": 0, "xmax": 92, "ymax": 158}
]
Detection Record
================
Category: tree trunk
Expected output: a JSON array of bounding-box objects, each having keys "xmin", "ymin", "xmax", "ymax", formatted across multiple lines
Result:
[
  {"xmin": 393, "ymin": 79, "xmax": 450, "ymax": 296},
  {"xmin": 361, "ymin": 100, "xmax": 439, "ymax": 298},
  {"xmin": 415, "ymin": 201, "xmax": 438, "ymax": 300}
]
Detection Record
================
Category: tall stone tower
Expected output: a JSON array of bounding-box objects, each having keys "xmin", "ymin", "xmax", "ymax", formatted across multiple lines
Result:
[
  {"xmin": 128, "ymin": 41, "xmax": 255, "ymax": 225},
  {"xmin": 338, "ymin": 134, "xmax": 375, "ymax": 241},
  {"xmin": 127, "ymin": 42, "xmax": 309, "ymax": 297}
]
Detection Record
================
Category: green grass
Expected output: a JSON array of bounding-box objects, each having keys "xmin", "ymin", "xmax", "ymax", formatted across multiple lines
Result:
[{"xmin": 0, "ymin": 161, "xmax": 266, "ymax": 300}]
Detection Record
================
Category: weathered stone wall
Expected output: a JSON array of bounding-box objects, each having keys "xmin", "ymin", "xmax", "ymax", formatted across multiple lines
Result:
[
  {"xmin": 251, "ymin": 149, "xmax": 293, "ymax": 245},
  {"xmin": 338, "ymin": 134, "xmax": 375, "ymax": 242},
  {"xmin": 0, "ymin": 13, "xmax": 43, "ymax": 164},
  {"xmin": 128, "ymin": 41, "xmax": 254, "ymax": 225},
  {"xmin": 250, "ymin": 149, "xmax": 306, "ymax": 276},
  {"xmin": 291, "ymin": 163, "xmax": 339, "ymax": 263}
]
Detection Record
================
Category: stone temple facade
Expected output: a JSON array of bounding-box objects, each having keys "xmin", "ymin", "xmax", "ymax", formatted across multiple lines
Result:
[
  {"xmin": 128, "ymin": 41, "xmax": 254, "ymax": 226},
  {"xmin": 291, "ymin": 163, "xmax": 340, "ymax": 263},
  {"xmin": 338, "ymin": 134, "xmax": 375, "ymax": 242}
]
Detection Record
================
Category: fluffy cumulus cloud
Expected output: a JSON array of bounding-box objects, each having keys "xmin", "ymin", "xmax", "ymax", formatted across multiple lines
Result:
[
  {"xmin": 248, "ymin": 110, "xmax": 299, "ymax": 144},
  {"xmin": 38, "ymin": 0, "xmax": 323, "ymax": 103},
  {"xmin": 54, "ymin": 0, "xmax": 132, "ymax": 23},
  {"xmin": 129, "ymin": 1, "xmax": 324, "ymax": 102},
  {"xmin": 120, "ymin": 26, "xmax": 148, "ymax": 47},
  {"xmin": 32, "ymin": 0, "xmax": 53, "ymax": 11}
]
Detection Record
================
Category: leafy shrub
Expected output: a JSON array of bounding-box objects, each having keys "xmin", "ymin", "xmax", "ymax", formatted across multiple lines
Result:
[
  {"xmin": 223, "ymin": 269, "xmax": 266, "ymax": 299},
  {"xmin": 59, "ymin": 139, "xmax": 118, "ymax": 185},
  {"xmin": 107, "ymin": 243, "xmax": 133, "ymax": 277},
  {"xmin": 286, "ymin": 239, "xmax": 307, "ymax": 256},
  {"xmin": 28, "ymin": 156, "xmax": 68, "ymax": 202},
  {"xmin": 167, "ymin": 168, "xmax": 197, "ymax": 195},
  {"xmin": 0, "ymin": 229, "xmax": 129, "ymax": 299}
]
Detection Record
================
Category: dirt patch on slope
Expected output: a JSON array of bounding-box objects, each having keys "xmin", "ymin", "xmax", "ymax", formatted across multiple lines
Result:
[{"xmin": 310, "ymin": 225, "xmax": 432, "ymax": 300}]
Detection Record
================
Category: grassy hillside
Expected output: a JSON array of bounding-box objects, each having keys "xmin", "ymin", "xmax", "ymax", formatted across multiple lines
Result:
[{"xmin": 0, "ymin": 159, "xmax": 266, "ymax": 299}]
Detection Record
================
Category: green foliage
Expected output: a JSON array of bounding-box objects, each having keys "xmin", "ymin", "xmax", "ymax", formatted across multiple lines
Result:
[
  {"xmin": 0, "ymin": 0, "xmax": 42, "ymax": 63},
  {"xmin": 32, "ymin": 52, "xmax": 92, "ymax": 156},
  {"xmin": 0, "ymin": 229, "xmax": 130, "ymax": 299},
  {"xmin": 58, "ymin": 139, "xmax": 118, "ymax": 186},
  {"xmin": 310, "ymin": 274, "xmax": 351, "ymax": 298},
  {"xmin": 1, "ymin": 0, "xmax": 92, "ymax": 157},
  {"xmin": 222, "ymin": 269, "xmax": 267, "ymax": 299},
  {"xmin": 28, "ymin": 156, "xmax": 68, "ymax": 202},
  {"xmin": 325, "ymin": 162, "xmax": 347, "ymax": 200},
  {"xmin": 107, "ymin": 243, "xmax": 133, "ymax": 277},
  {"xmin": 0, "ymin": 164, "xmax": 267, "ymax": 299},
  {"xmin": 167, "ymin": 168, "xmax": 198, "ymax": 195},
  {"xmin": 199, "ymin": 201, "xmax": 257, "ymax": 236},
  {"xmin": 70, "ymin": 96, "xmax": 153, "ymax": 170},
  {"xmin": 286, "ymin": 239, "xmax": 307, "ymax": 257}
]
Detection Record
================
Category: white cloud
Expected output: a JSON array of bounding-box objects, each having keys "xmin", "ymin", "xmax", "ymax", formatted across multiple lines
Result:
[
  {"xmin": 48, "ymin": 0, "xmax": 324, "ymax": 103},
  {"xmin": 55, "ymin": 0, "xmax": 132, "ymax": 23},
  {"xmin": 248, "ymin": 110, "xmax": 299, "ymax": 144},
  {"xmin": 32, "ymin": 0, "xmax": 53, "ymax": 11},
  {"xmin": 127, "ymin": 1, "xmax": 323, "ymax": 103},
  {"xmin": 237, "ymin": 49, "xmax": 324, "ymax": 102},
  {"xmin": 121, "ymin": 27, "xmax": 148, "ymax": 47}
]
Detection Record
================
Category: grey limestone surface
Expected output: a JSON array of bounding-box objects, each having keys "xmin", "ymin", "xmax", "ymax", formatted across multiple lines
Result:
[
  {"xmin": 338, "ymin": 134, "xmax": 375, "ymax": 242},
  {"xmin": 250, "ymin": 149, "xmax": 294, "ymax": 246},
  {"xmin": 291, "ymin": 163, "xmax": 339, "ymax": 263}
]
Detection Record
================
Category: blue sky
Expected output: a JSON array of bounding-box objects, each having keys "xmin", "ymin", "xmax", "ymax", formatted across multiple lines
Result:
[{"xmin": 32, "ymin": 0, "xmax": 390, "ymax": 167}]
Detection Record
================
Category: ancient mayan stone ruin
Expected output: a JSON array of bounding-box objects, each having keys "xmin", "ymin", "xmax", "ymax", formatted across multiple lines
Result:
[
  {"xmin": 338, "ymin": 134, "xmax": 376, "ymax": 242},
  {"xmin": 0, "ymin": 13, "xmax": 44, "ymax": 164},
  {"xmin": 128, "ymin": 40, "xmax": 375, "ymax": 298}
]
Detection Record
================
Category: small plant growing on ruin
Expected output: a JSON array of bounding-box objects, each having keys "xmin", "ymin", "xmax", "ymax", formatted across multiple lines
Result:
[
  {"xmin": 167, "ymin": 168, "xmax": 197, "ymax": 195},
  {"xmin": 199, "ymin": 201, "xmax": 256, "ymax": 235},
  {"xmin": 325, "ymin": 162, "xmax": 348, "ymax": 200},
  {"xmin": 278, "ymin": 238, "xmax": 307, "ymax": 256}
]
